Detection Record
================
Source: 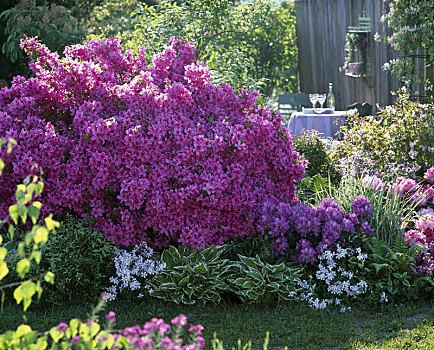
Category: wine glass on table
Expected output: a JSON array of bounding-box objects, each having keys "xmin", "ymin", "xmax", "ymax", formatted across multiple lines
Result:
[
  {"xmin": 317, "ymin": 94, "xmax": 327, "ymax": 110},
  {"xmin": 309, "ymin": 94, "xmax": 318, "ymax": 112}
]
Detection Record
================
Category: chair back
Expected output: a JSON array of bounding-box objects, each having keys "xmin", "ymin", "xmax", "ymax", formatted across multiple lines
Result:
[
  {"xmin": 346, "ymin": 102, "xmax": 372, "ymax": 117},
  {"xmin": 278, "ymin": 92, "xmax": 311, "ymax": 117}
]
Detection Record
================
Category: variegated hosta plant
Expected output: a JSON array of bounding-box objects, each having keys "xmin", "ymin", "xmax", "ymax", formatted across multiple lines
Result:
[
  {"xmin": 229, "ymin": 255, "xmax": 303, "ymax": 303},
  {"xmin": 147, "ymin": 245, "xmax": 236, "ymax": 306},
  {"xmin": 147, "ymin": 245, "xmax": 304, "ymax": 305}
]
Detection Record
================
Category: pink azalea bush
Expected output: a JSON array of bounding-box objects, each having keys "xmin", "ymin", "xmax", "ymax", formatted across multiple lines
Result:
[{"xmin": 0, "ymin": 36, "xmax": 305, "ymax": 249}]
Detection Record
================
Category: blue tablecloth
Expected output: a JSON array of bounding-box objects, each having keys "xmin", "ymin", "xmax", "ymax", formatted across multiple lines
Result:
[{"xmin": 287, "ymin": 111, "xmax": 346, "ymax": 138}]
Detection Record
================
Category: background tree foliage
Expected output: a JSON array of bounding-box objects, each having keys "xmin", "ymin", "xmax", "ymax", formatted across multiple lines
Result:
[
  {"xmin": 0, "ymin": 0, "xmax": 298, "ymax": 96},
  {"xmin": 0, "ymin": 0, "xmax": 102, "ymax": 84},
  {"xmin": 125, "ymin": 0, "xmax": 298, "ymax": 95},
  {"xmin": 380, "ymin": 0, "xmax": 434, "ymax": 87}
]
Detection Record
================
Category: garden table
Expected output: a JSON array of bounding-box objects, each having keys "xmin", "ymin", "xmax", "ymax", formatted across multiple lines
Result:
[{"xmin": 287, "ymin": 110, "xmax": 347, "ymax": 139}]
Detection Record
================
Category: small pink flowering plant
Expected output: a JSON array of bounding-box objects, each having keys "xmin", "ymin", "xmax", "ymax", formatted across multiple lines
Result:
[
  {"xmin": 46, "ymin": 312, "xmax": 205, "ymax": 349},
  {"xmin": 0, "ymin": 36, "xmax": 305, "ymax": 250}
]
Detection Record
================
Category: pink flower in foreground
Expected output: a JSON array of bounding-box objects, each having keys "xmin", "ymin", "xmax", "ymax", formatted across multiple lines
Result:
[
  {"xmin": 404, "ymin": 229, "xmax": 427, "ymax": 246},
  {"xmin": 71, "ymin": 335, "xmax": 80, "ymax": 344},
  {"xmin": 56, "ymin": 322, "xmax": 68, "ymax": 332},
  {"xmin": 424, "ymin": 167, "xmax": 434, "ymax": 182},
  {"xmin": 415, "ymin": 214, "xmax": 434, "ymax": 232},
  {"xmin": 171, "ymin": 314, "xmax": 187, "ymax": 327}
]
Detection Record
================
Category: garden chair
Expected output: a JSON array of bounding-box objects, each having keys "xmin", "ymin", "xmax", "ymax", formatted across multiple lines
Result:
[
  {"xmin": 346, "ymin": 102, "xmax": 372, "ymax": 117},
  {"xmin": 278, "ymin": 92, "xmax": 312, "ymax": 117}
]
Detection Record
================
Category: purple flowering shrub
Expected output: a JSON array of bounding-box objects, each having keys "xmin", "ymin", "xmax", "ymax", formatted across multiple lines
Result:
[
  {"xmin": 257, "ymin": 196, "xmax": 373, "ymax": 264},
  {"xmin": 0, "ymin": 36, "xmax": 306, "ymax": 249}
]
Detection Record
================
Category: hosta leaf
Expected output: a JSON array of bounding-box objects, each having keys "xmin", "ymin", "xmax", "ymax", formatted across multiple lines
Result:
[
  {"xmin": 171, "ymin": 293, "xmax": 182, "ymax": 304},
  {"xmin": 269, "ymin": 272, "xmax": 285, "ymax": 281},
  {"xmin": 159, "ymin": 282, "xmax": 177, "ymax": 290},
  {"xmin": 187, "ymin": 283, "xmax": 201, "ymax": 290},
  {"xmin": 149, "ymin": 290, "xmax": 167, "ymax": 298},
  {"xmin": 181, "ymin": 297, "xmax": 196, "ymax": 305},
  {"xmin": 184, "ymin": 287, "xmax": 193, "ymax": 298},
  {"xmin": 169, "ymin": 271, "xmax": 183, "ymax": 283},
  {"xmin": 179, "ymin": 276, "xmax": 189, "ymax": 285},
  {"xmin": 238, "ymin": 255, "xmax": 260, "ymax": 270},
  {"xmin": 214, "ymin": 280, "xmax": 232, "ymax": 291},
  {"xmin": 241, "ymin": 280, "xmax": 256, "ymax": 289},
  {"xmin": 193, "ymin": 262, "xmax": 208, "ymax": 274},
  {"xmin": 246, "ymin": 290, "xmax": 260, "ymax": 300},
  {"xmin": 206, "ymin": 290, "xmax": 220, "ymax": 303},
  {"xmin": 232, "ymin": 277, "xmax": 248, "ymax": 286},
  {"xmin": 267, "ymin": 282, "xmax": 280, "ymax": 291},
  {"xmin": 246, "ymin": 270, "xmax": 264, "ymax": 281},
  {"xmin": 161, "ymin": 250, "xmax": 175, "ymax": 268}
]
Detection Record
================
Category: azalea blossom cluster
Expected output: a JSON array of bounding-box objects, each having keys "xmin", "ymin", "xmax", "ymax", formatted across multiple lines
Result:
[
  {"xmin": 362, "ymin": 167, "xmax": 434, "ymax": 207},
  {"xmin": 0, "ymin": 36, "xmax": 305, "ymax": 249},
  {"xmin": 257, "ymin": 196, "xmax": 373, "ymax": 263}
]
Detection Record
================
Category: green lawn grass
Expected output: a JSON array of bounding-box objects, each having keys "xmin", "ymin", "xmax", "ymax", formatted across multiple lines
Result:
[{"xmin": 0, "ymin": 297, "xmax": 432, "ymax": 349}]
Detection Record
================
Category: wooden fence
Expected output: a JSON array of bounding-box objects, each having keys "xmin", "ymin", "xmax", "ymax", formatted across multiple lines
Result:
[{"xmin": 294, "ymin": 0, "xmax": 400, "ymax": 111}]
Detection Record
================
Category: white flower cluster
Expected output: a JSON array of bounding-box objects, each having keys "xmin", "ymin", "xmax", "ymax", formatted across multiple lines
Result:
[
  {"xmin": 104, "ymin": 243, "xmax": 166, "ymax": 301},
  {"xmin": 295, "ymin": 245, "xmax": 369, "ymax": 312}
]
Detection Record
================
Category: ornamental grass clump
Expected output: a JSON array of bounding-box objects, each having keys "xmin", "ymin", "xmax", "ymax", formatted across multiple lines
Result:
[{"xmin": 0, "ymin": 36, "xmax": 306, "ymax": 250}]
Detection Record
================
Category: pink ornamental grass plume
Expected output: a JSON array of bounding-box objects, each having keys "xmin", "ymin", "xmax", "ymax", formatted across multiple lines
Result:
[{"xmin": 0, "ymin": 36, "xmax": 305, "ymax": 250}]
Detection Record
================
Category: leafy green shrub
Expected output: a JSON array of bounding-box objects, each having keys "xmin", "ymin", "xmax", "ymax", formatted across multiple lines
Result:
[
  {"xmin": 32, "ymin": 215, "xmax": 116, "ymax": 304},
  {"xmin": 329, "ymin": 91, "xmax": 434, "ymax": 179},
  {"xmin": 1, "ymin": 0, "xmax": 82, "ymax": 63},
  {"xmin": 0, "ymin": 138, "xmax": 57, "ymax": 311},
  {"xmin": 123, "ymin": 0, "xmax": 298, "ymax": 95},
  {"xmin": 293, "ymin": 130, "xmax": 340, "ymax": 183},
  {"xmin": 350, "ymin": 237, "xmax": 434, "ymax": 305}
]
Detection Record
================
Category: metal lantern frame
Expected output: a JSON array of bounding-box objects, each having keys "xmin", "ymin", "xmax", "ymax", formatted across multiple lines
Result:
[{"xmin": 345, "ymin": 10, "xmax": 372, "ymax": 77}]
